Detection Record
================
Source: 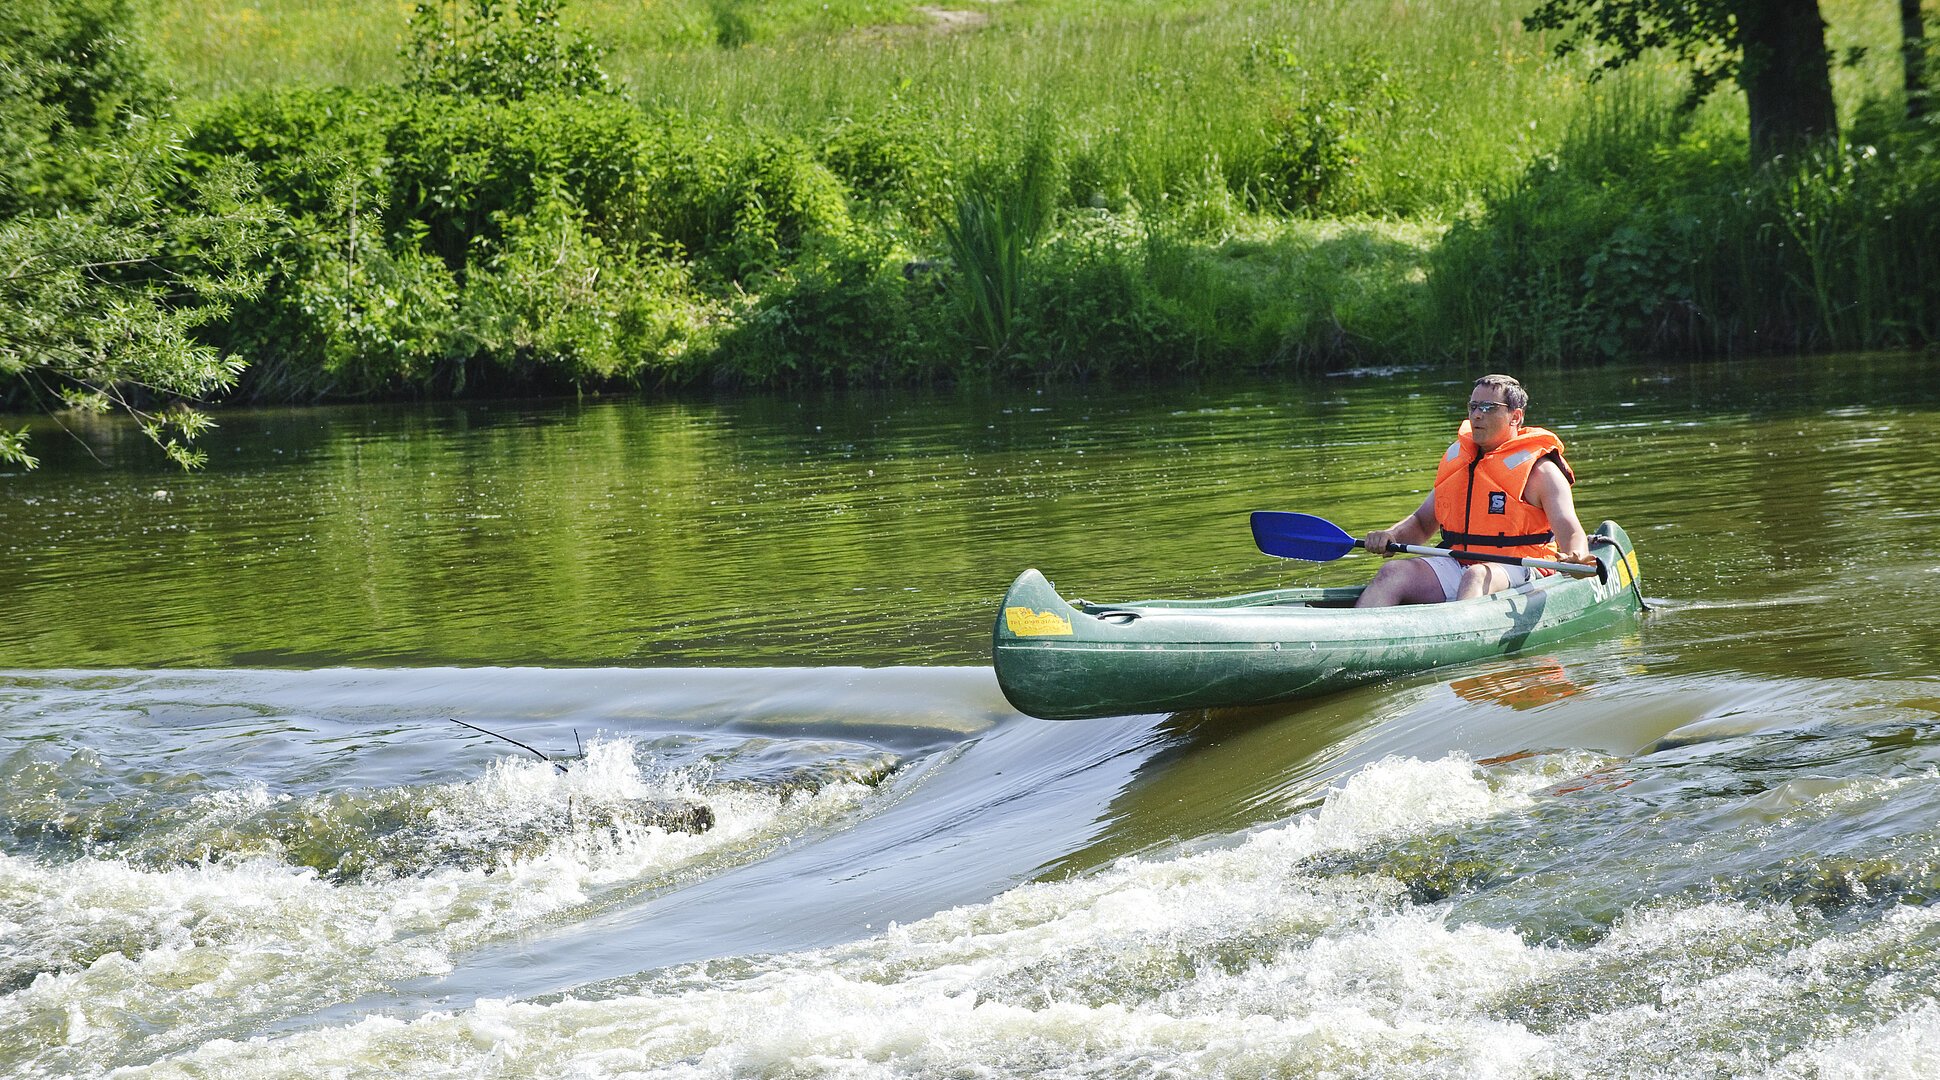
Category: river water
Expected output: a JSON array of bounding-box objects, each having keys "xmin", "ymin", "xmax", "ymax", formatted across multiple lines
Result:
[{"xmin": 3, "ymin": 355, "xmax": 1939, "ymax": 1077}]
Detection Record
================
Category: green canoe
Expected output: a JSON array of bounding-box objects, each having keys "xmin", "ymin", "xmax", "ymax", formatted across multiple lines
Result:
[{"xmin": 993, "ymin": 520, "xmax": 1644, "ymax": 720}]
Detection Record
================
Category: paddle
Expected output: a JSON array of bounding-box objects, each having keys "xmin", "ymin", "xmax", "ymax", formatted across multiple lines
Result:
[{"xmin": 1250, "ymin": 511, "xmax": 1606, "ymax": 582}]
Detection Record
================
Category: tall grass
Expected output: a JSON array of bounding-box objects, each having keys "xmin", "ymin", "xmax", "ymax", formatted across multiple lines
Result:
[
  {"xmin": 615, "ymin": 0, "xmax": 1603, "ymax": 219},
  {"xmin": 148, "ymin": 0, "xmax": 934, "ymax": 91},
  {"xmin": 159, "ymin": 0, "xmax": 1610, "ymax": 220},
  {"xmin": 134, "ymin": 0, "xmax": 1935, "ymax": 390},
  {"xmin": 156, "ymin": 1, "xmax": 1919, "ymax": 222}
]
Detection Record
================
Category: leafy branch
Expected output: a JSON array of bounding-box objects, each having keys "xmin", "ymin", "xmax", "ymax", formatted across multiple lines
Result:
[{"xmin": 0, "ymin": 131, "xmax": 277, "ymax": 469}]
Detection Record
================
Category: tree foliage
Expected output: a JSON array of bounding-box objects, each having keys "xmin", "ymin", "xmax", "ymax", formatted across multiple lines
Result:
[
  {"xmin": 0, "ymin": 136, "xmax": 274, "ymax": 469},
  {"xmin": 1524, "ymin": 0, "xmax": 1737, "ymax": 107},
  {"xmin": 0, "ymin": 0, "xmax": 158, "ymax": 216},
  {"xmin": 1524, "ymin": 0, "xmax": 1838, "ymax": 160},
  {"xmin": 0, "ymin": 0, "xmax": 274, "ymax": 469}
]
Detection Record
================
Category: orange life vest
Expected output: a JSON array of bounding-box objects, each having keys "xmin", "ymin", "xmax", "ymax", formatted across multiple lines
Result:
[{"xmin": 1432, "ymin": 422, "xmax": 1573, "ymax": 562}]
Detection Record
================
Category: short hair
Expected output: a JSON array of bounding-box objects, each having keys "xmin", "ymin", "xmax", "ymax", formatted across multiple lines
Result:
[{"xmin": 1474, "ymin": 374, "xmax": 1527, "ymax": 412}]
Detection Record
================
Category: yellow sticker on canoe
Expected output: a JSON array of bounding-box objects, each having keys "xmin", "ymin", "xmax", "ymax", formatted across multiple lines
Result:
[
  {"xmin": 1005, "ymin": 606, "xmax": 1073, "ymax": 636},
  {"xmin": 1617, "ymin": 550, "xmax": 1640, "ymax": 588}
]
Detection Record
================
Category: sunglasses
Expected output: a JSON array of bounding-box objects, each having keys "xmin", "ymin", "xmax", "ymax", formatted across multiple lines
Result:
[{"xmin": 1466, "ymin": 400, "xmax": 1513, "ymax": 415}]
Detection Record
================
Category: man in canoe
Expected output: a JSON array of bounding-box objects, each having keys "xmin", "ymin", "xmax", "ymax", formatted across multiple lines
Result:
[{"xmin": 1355, "ymin": 374, "xmax": 1593, "ymax": 607}]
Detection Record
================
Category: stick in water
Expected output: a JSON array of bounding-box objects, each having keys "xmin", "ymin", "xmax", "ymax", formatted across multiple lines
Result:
[{"xmin": 447, "ymin": 717, "xmax": 568, "ymax": 774}]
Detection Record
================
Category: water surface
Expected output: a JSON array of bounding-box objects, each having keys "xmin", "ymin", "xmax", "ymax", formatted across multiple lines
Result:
[{"xmin": 4, "ymin": 355, "xmax": 1939, "ymax": 1077}]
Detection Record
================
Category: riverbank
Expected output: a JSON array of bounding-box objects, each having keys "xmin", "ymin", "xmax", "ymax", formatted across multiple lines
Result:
[{"xmin": 4, "ymin": 0, "xmax": 1934, "ymax": 428}]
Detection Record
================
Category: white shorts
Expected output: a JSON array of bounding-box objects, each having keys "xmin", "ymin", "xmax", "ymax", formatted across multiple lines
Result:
[{"xmin": 1425, "ymin": 555, "xmax": 1531, "ymax": 601}]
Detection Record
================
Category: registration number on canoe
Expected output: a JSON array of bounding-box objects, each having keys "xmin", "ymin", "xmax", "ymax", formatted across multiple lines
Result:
[{"xmin": 1004, "ymin": 606, "xmax": 1074, "ymax": 636}]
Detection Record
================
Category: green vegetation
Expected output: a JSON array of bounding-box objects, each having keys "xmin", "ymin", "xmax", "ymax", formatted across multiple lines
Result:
[
  {"xmin": 2, "ymin": 0, "xmax": 1935, "ymax": 466},
  {"xmin": 0, "ymin": 0, "xmax": 276, "ymax": 468},
  {"xmin": 1431, "ymin": 107, "xmax": 1940, "ymax": 360}
]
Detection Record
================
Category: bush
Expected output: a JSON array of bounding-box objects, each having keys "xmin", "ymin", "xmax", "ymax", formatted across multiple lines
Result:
[
  {"xmin": 402, "ymin": 0, "xmax": 613, "ymax": 101},
  {"xmin": 296, "ymin": 225, "xmax": 465, "ymax": 390},
  {"xmin": 706, "ymin": 235, "xmax": 949, "ymax": 385},
  {"xmin": 181, "ymin": 83, "xmax": 877, "ymax": 394},
  {"xmin": 1015, "ymin": 212, "xmax": 1200, "ymax": 379},
  {"xmin": 383, "ymin": 93, "xmax": 653, "ymax": 268},
  {"xmin": 459, "ymin": 190, "xmax": 717, "ymax": 386},
  {"xmin": 1430, "ymin": 123, "xmax": 1940, "ymax": 361},
  {"xmin": 647, "ymin": 126, "xmax": 856, "ymax": 281},
  {"xmin": 0, "ymin": 0, "xmax": 161, "ymax": 214},
  {"xmin": 819, "ymin": 106, "xmax": 954, "ymax": 228},
  {"xmin": 185, "ymin": 87, "xmax": 711, "ymax": 394}
]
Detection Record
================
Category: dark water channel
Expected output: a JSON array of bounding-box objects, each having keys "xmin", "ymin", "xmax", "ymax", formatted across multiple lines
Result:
[{"xmin": 4, "ymin": 354, "xmax": 1940, "ymax": 1078}]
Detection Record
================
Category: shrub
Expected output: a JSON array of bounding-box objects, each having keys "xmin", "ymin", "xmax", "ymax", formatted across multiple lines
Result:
[
  {"xmin": 0, "ymin": 0, "xmax": 162, "ymax": 214},
  {"xmin": 382, "ymin": 93, "xmax": 653, "ymax": 268},
  {"xmin": 637, "ymin": 126, "xmax": 856, "ymax": 282},
  {"xmin": 819, "ymin": 107, "xmax": 954, "ymax": 228},
  {"xmin": 1016, "ymin": 212, "xmax": 1199, "ymax": 379},
  {"xmin": 186, "ymin": 89, "xmax": 721, "ymax": 391},
  {"xmin": 459, "ymin": 189, "xmax": 717, "ymax": 386},
  {"xmin": 705, "ymin": 236, "xmax": 949, "ymax": 385},
  {"xmin": 402, "ymin": 0, "xmax": 613, "ymax": 101},
  {"xmin": 296, "ymin": 225, "xmax": 465, "ymax": 391},
  {"xmin": 1429, "ymin": 124, "xmax": 1940, "ymax": 361}
]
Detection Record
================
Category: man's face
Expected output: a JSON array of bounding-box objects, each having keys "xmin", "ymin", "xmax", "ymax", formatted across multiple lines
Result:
[{"xmin": 1466, "ymin": 389, "xmax": 1522, "ymax": 449}]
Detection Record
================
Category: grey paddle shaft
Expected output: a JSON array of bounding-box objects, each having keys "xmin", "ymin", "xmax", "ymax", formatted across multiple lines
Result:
[{"xmin": 1362, "ymin": 539, "xmax": 1602, "ymax": 580}]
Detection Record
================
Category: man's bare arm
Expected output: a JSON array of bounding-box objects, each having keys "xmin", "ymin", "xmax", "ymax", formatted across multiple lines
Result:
[
  {"xmin": 1525, "ymin": 459, "xmax": 1589, "ymax": 561},
  {"xmin": 1366, "ymin": 493, "xmax": 1437, "ymax": 555}
]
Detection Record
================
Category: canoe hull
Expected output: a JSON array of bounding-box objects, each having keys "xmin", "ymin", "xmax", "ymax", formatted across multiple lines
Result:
[{"xmin": 993, "ymin": 521, "xmax": 1643, "ymax": 720}]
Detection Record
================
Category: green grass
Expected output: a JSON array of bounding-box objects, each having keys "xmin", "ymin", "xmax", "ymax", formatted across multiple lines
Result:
[
  {"xmin": 155, "ymin": 1, "xmax": 1917, "ymax": 225},
  {"xmin": 152, "ymin": 1, "xmax": 942, "ymax": 92},
  {"xmin": 135, "ymin": 0, "xmax": 1935, "ymax": 393},
  {"xmin": 158, "ymin": 0, "xmax": 1607, "ymax": 218}
]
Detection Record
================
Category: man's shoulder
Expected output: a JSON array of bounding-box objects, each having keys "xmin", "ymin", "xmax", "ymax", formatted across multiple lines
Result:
[
  {"xmin": 1527, "ymin": 454, "xmax": 1570, "ymax": 487},
  {"xmin": 1510, "ymin": 425, "xmax": 1566, "ymax": 449}
]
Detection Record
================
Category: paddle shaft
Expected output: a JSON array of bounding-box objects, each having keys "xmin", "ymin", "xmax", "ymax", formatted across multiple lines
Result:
[{"xmin": 1364, "ymin": 539, "xmax": 1599, "ymax": 578}]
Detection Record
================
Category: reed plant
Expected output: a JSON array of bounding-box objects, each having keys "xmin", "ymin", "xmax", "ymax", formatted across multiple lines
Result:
[{"xmin": 938, "ymin": 132, "xmax": 1059, "ymax": 364}]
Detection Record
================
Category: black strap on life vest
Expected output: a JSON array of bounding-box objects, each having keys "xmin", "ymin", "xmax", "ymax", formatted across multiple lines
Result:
[{"xmin": 1440, "ymin": 529, "xmax": 1555, "ymax": 549}]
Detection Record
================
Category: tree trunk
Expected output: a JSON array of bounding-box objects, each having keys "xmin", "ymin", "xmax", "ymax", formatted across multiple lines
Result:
[
  {"xmin": 1906, "ymin": 0, "xmax": 1930, "ymax": 121},
  {"xmin": 1737, "ymin": 0, "xmax": 1838, "ymax": 162}
]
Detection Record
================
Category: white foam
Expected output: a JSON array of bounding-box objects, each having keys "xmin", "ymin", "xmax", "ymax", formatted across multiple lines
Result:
[
  {"xmin": 102, "ymin": 755, "xmax": 1569, "ymax": 1078},
  {"xmin": 1767, "ymin": 1001, "xmax": 1940, "ymax": 1079},
  {"xmin": 0, "ymin": 738, "xmax": 878, "ymax": 1075},
  {"xmin": 64, "ymin": 753, "xmax": 1940, "ymax": 1079}
]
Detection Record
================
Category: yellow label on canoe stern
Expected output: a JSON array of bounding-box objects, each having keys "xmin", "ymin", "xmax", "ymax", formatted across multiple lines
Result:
[
  {"xmin": 1005, "ymin": 606, "xmax": 1073, "ymax": 636},
  {"xmin": 1617, "ymin": 550, "xmax": 1640, "ymax": 588}
]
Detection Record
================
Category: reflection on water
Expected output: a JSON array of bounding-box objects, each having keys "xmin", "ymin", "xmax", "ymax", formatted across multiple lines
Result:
[
  {"xmin": 4, "ymin": 353, "xmax": 1938, "ymax": 675},
  {"xmin": 1449, "ymin": 661, "xmax": 1587, "ymax": 710}
]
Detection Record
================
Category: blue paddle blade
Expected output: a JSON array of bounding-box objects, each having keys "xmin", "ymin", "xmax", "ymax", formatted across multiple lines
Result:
[{"xmin": 1250, "ymin": 511, "xmax": 1358, "ymax": 562}]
